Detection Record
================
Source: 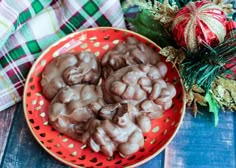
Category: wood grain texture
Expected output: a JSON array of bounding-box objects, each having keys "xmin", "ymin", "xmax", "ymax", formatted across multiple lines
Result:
[
  {"xmin": 0, "ymin": 105, "xmax": 15, "ymax": 162},
  {"xmin": 139, "ymin": 151, "xmax": 164, "ymax": 168},
  {"xmin": 165, "ymin": 108, "xmax": 236, "ymax": 168},
  {"xmin": 0, "ymin": 103, "xmax": 66, "ymax": 168}
]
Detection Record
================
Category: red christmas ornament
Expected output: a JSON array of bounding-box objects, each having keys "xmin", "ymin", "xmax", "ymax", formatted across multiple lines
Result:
[{"xmin": 172, "ymin": 1, "xmax": 227, "ymax": 51}]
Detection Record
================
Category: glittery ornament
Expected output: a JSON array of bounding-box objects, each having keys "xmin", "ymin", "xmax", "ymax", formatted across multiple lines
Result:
[
  {"xmin": 211, "ymin": 77, "xmax": 236, "ymax": 111},
  {"xmin": 172, "ymin": 1, "xmax": 227, "ymax": 51},
  {"xmin": 159, "ymin": 46, "xmax": 185, "ymax": 66}
]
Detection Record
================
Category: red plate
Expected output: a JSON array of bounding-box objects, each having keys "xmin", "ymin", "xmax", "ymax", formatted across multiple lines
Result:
[{"xmin": 23, "ymin": 27, "xmax": 186, "ymax": 167}]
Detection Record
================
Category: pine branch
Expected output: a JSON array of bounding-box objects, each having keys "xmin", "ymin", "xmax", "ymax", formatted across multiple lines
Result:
[{"xmin": 181, "ymin": 36, "xmax": 236, "ymax": 92}]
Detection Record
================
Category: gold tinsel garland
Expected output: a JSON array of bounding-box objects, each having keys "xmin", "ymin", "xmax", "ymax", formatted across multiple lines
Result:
[{"xmin": 211, "ymin": 77, "xmax": 236, "ymax": 111}]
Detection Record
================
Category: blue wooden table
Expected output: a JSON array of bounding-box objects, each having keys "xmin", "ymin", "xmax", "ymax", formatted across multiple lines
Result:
[{"xmin": 0, "ymin": 102, "xmax": 235, "ymax": 168}]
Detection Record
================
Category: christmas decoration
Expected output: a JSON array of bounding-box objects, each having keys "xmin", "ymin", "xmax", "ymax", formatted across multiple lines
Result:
[
  {"xmin": 172, "ymin": 1, "xmax": 227, "ymax": 51},
  {"xmin": 133, "ymin": 0, "xmax": 179, "ymax": 31},
  {"xmin": 213, "ymin": 0, "xmax": 236, "ymax": 17},
  {"xmin": 123, "ymin": 0, "xmax": 236, "ymax": 125},
  {"xmin": 125, "ymin": 9, "xmax": 175, "ymax": 47},
  {"xmin": 159, "ymin": 46, "xmax": 186, "ymax": 65},
  {"xmin": 180, "ymin": 34, "xmax": 236, "ymax": 92},
  {"xmin": 211, "ymin": 77, "xmax": 236, "ymax": 111}
]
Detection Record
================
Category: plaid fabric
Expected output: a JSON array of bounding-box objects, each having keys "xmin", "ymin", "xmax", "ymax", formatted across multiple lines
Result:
[
  {"xmin": 226, "ymin": 20, "xmax": 236, "ymax": 76},
  {"xmin": 0, "ymin": 0, "xmax": 126, "ymax": 112}
]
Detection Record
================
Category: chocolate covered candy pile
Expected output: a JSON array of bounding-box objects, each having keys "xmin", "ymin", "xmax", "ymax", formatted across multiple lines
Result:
[
  {"xmin": 80, "ymin": 104, "xmax": 145, "ymax": 157},
  {"xmin": 48, "ymin": 84, "xmax": 105, "ymax": 139},
  {"xmin": 103, "ymin": 64, "xmax": 176, "ymax": 119},
  {"xmin": 41, "ymin": 51, "xmax": 100, "ymax": 99},
  {"xmin": 41, "ymin": 38, "xmax": 176, "ymax": 157},
  {"xmin": 101, "ymin": 37, "xmax": 161, "ymax": 78}
]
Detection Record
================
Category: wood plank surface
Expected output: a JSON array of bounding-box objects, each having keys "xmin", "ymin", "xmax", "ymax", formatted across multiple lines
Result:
[
  {"xmin": 165, "ymin": 108, "xmax": 236, "ymax": 168},
  {"xmin": 0, "ymin": 103, "xmax": 66, "ymax": 168},
  {"xmin": 0, "ymin": 105, "xmax": 15, "ymax": 162}
]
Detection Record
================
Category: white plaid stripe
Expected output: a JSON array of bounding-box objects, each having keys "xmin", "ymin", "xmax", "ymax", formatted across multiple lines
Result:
[{"xmin": 29, "ymin": 11, "xmax": 59, "ymax": 37}]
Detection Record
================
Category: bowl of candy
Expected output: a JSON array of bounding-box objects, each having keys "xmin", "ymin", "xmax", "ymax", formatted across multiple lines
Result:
[{"xmin": 23, "ymin": 27, "xmax": 185, "ymax": 167}]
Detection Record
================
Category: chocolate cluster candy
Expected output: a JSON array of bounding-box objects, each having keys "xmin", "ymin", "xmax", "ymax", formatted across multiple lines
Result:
[
  {"xmin": 48, "ymin": 84, "xmax": 105, "ymax": 139},
  {"xmin": 79, "ymin": 103, "xmax": 145, "ymax": 157},
  {"xmin": 103, "ymin": 64, "xmax": 176, "ymax": 119},
  {"xmin": 44, "ymin": 38, "xmax": 177, "ymax": 157},
  {"xmin": 41, "ymin": 51, "xmax": 101, "ymax": 99},
  {"xmin": 49, "ymin": 86, "xmax": 148, "ymax": 157},
  {"xmin": 101, "ymin": 37, "xmax": 161, "ymax": 78},
  {"xmin": 98, "ymin": 103, "xmax": 151, "ymax": 133}
]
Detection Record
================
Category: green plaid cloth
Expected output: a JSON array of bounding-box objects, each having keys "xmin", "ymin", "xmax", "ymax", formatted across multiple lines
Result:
[{"xmin": 0, "ymin": 0, "xmax": 126, "ymax": 111}]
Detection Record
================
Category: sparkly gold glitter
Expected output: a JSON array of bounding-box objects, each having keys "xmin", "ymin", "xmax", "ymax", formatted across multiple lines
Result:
[{"xmin": 159, "ymin": 46, "xmax": 186, "ymax": 65}]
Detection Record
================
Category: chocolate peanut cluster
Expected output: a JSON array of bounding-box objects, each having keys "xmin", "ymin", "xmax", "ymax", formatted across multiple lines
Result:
[
  {"xmin": 101, "ymin": 37, "xmax": 161, "ymax": 78},
  {"xmin": 41, "ymin": 37, "xmax": 176, "ymax": 157},
  {"xmin": 41, "ymin": 51, "xmax": 101, "ymax": 99},
  {"xmin": 103, "ymin": 64, "xmax": 176, "ymax": 119},
  {"xmin": 80, "ymin": 104, "xmax": 145, "ymax": 157},
  {"xmin": 48, "ymin": 84, "xmax": 105, "ymax": 139}
]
